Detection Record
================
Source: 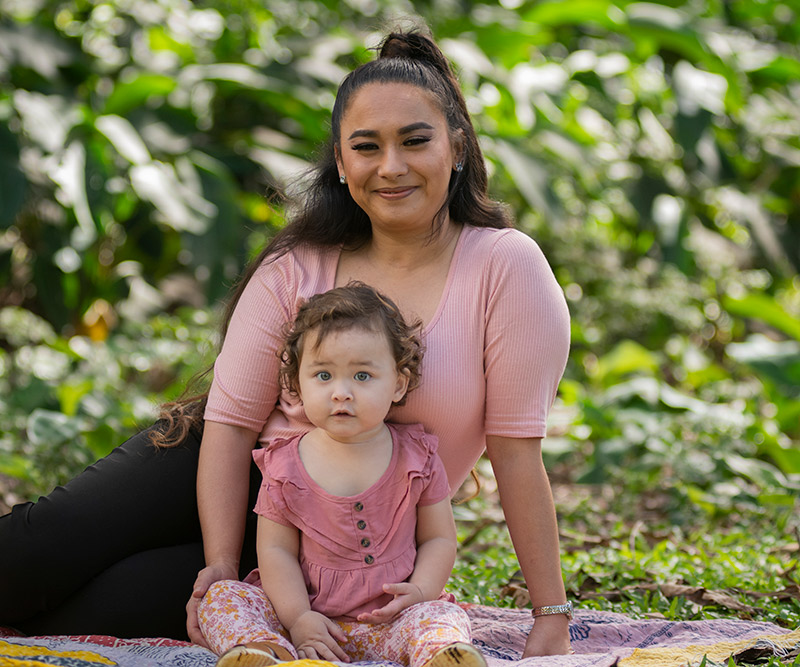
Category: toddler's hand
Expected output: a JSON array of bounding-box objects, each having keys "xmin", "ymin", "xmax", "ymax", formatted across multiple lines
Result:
[
  {"xmin": 356, "ymin": 582, "xmax": 424, "ymax": 624},
  {"xmin": 289, "ymin": 610, "xmax": 350, "ymax": 662}
]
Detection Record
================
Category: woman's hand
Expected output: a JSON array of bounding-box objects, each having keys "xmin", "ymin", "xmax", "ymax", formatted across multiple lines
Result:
[
  {"xmin": 356, "ymin": 582, "xmax": 424, "ymax": 624},
  {"xmin": 185, "ymin": 560, "xmax": 239, "ymax": 646},
  {"xmin": 289, "ymin": 610, "xmax": 350, "ymax": 662},
  {"xmin": 523, "ymin": 614, "xmax": 572, "ymax": 656}
]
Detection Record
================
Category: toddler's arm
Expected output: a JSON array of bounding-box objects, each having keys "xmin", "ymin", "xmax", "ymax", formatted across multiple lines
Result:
[
  {"xmin": 357, "ymin": 497, "xmax": 457, "ymax": 623},
  {"xmin": 257, "ymin": 516, "xmax": 349, "ymax": 662}
]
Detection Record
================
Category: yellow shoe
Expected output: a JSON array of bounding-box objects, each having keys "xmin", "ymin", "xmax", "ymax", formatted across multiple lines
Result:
[
  {"xmin": 422, "ymin": 642, "xmax": 486, "ymax": 667},
  {"xmin": 216, "ymin": 642, "xmax": 283, "ymax": 667}
]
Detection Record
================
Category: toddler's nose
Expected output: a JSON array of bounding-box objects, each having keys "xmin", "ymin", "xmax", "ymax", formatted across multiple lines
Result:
[{"xmin": 331, "ymin": 381, "xmax": 353, "ymax": 401}]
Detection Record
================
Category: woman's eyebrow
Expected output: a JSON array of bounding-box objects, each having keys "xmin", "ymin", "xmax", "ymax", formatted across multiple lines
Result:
[{"xmin": 347, "ymin": 122, "xmax": 435, "ymax": 140}]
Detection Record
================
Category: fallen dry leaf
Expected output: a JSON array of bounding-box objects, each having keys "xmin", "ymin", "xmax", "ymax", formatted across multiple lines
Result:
[
  {"xmin": 500, "ymin": 582, "xmax": 531, "ymax": 608},
  {"xmin": 743, "ymin": 583, "xmax": 800, "ymax": 602},
  {"xmin": 660, "ymin": 584, "xmax": 761, "ymax": 614}
]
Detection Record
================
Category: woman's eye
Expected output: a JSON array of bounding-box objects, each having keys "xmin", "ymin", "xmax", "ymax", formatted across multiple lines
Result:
[
  {"xmin": 354, "ymin": 372, "xmax": 370, "ymax": 381},
  {"xmin": 315, "ymin": 371, "xmax": 331, "ymax": 381},
  {"xmin": 352, "ymin": 142, "xmax": 377, "ymax": 151},
  {"xmin": 405, "ymin": 136, "xmax": 431, "ymax": 146}
]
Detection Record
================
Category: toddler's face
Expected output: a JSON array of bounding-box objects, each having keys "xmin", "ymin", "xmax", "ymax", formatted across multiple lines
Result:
[{"xmin": 296, "ymin": 326, "xmax": 409, "ymax": 443}]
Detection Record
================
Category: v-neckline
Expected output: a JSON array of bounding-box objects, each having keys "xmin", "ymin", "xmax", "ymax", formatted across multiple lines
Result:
[{"xmin": 329, "ymin": 225, "xmax": 466, "ymax": 333}]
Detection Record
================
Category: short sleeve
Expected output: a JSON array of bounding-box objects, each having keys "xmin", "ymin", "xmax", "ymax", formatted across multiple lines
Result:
[
  {"xmin": 396, "ymin": 424, "xmax": 451, "ymax": 506},
  {"xmin": 251, "ymin": 446, "xmax": 294, "ymax": 527},
  {"xmin": 204, "ymin": 255, "xmax": 295, "ymax": 432},
  {"xmin": 483, "ymin": 231, "xmax": 570, "ymax": 438},
  {"xmin": 205, "ymin": 246, "xmax": 338, "ymax": 434},
  {"xmin": 418, "ymin": 450, "xmax": 450, "ymax": 506}
]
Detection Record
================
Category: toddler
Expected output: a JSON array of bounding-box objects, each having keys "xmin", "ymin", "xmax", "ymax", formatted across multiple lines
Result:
[{"xmin": 198, "ymin": 283, "xmax": 484, "ymax": 667}]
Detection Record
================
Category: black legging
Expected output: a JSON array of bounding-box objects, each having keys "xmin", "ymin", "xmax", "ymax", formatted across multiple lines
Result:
[{"xmin": 0, "ymin": 423, "xmax": 260, "ymax": 639}]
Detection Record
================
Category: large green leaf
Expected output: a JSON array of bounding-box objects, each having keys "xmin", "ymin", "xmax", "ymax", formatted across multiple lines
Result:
[
  {"xmin": 726, "ymin": 335, "xmax": 800, "ymax": 397},
  {"xmin": 103, "ymin": 74, "xmax": 178, "ymax": 116},
  {"xmin": 27, "ymin": 409, "xmax": 81, "ymax": 446},
  {"xmin": 723, "ymin": 292, "xmax": 800, "ymax": 341}
]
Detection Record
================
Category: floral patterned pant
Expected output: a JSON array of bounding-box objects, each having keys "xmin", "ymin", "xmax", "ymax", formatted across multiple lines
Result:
[{"xmin": 198, "ymin": 580, "xmax": 471, "ymax": 667}]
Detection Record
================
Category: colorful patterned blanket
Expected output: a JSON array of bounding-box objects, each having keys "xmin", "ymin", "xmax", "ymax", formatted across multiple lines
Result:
[{"xmin": 2, "ymin": 605, "xmax": 798, "ymax": 667}]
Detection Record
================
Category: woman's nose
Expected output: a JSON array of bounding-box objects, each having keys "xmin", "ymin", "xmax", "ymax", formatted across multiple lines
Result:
[{"xmin": 377, "ymin": 147, "xmax": 407, "ymax": 178}]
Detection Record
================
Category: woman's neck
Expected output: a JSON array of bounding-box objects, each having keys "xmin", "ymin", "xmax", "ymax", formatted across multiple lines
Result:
[{"xmin": 364, "ymin": 219, "xmax": 462, "ymax": 273}]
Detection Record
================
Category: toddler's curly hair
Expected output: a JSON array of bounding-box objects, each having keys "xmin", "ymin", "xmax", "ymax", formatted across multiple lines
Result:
[{"xmin": 279, "ymin": 282, "xmax": 423, "ymax": 406}]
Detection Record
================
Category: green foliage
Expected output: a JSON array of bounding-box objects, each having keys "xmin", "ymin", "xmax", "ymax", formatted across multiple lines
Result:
[{"xmin": 0, "ymin": 304, "xmax": 215, "ymax": 498}]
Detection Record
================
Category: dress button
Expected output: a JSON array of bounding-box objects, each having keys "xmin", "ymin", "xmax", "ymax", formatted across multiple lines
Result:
[
  {"xmin": 354, "ymin": 502, "xmax": 364, "ymax": 511},
  {"xmin": 357, "ymin": 520, "xmax": 367, "ymax": 530},
  {"xmin": 364, "ymin": 555, "xmax": 374, "ymax": 564},
  {"xmin": 361, "ymin": 538, "xmax": 370, "ymax": 547}
]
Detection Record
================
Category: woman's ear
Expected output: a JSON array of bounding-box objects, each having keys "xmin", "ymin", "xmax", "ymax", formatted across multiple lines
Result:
[
  {"xmin": 334, "ymin": 144, "xmax": 345, "ymax": 180},
  {"xmin": 452, "ymin": 129, "xmax": 466, "ymax": 168},
  {"xmin": 393, "ymin": 369, "xmax": 411, "ymax": 403}
]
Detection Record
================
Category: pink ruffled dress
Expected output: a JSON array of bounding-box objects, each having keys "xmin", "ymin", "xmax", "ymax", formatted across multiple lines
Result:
[{"xmin": 251, "ymin": 422, "xmax": 451, "ymax": 620}]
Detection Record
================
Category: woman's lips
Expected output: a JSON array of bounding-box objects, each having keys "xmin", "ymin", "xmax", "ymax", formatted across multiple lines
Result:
[{"xmin": 376, "ymin": 186, "xmax": 416, "ymax": 199}]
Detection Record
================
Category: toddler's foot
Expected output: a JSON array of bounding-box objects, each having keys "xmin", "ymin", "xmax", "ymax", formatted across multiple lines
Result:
[
  {"xmin": 422, "ymin": 642, "xmax": 486, "ymax": 667},
  {"xmin": 216, "ymin": 642, "xmax": 283, "ymax": 667}
]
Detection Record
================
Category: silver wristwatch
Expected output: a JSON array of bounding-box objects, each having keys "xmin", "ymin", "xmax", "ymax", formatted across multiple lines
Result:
[{"xmin": 532, "ymin": 601, "xmax": 573, "ymax": 621}]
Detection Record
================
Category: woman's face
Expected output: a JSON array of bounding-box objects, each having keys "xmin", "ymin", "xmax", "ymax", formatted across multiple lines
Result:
[{"xmin": 335, "ymin": 82, "xmax": 462, "ymax": 236}]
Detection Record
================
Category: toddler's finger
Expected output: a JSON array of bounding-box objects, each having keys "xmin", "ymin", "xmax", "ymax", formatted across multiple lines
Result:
[
  {"xmin": 328, "ymin": 624, "xmax": 347, "ymax": 643},
  {"xmin": 382, "ymin": 582, "xmax": 404, "ymax": 595},
  {"xmin": 325, "ymin": 640, "xmax": 350, "ymax": 663},
  {"xmin": 356, "ymin": 609, "xmax": 383, "ymax": 624},
  {"xmin": 319, "ymin": 617, "xmax": 346, "ymax": 641}
]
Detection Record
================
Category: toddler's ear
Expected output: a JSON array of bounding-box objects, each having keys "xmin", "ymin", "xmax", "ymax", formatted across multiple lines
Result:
[{"xmin": 393, "ymin": 368, "xmax": 411, "ymax": 403}]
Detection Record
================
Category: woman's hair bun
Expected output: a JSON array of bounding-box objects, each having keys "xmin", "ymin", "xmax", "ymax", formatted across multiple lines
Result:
[
  {"xmin": 378, "ymin": 29, "xmax": 453, "ymax": 78},
  {"xmin": 379, "ymin": 31, "xmax": 425, "ymax": 59}
]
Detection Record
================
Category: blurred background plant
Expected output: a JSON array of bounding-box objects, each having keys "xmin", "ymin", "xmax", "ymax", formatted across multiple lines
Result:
[{"xmin": 1, "ymin": 0, "xmax": 798, "ymax": 639}]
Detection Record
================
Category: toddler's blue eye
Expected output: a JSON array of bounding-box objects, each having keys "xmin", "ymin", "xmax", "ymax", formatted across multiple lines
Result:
[
  {"xmin": 354, "ymin": 372, "xmax": 370, "ymax": 381},
  {"xmin": 316, "ymin": 371, "xmax": 331, "ymax": 381}
]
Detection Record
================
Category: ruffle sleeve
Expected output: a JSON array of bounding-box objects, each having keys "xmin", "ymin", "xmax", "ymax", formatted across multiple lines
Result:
[
  {"xmin": 251, "ymin": 438, "xmax": 299, "ymax": 527},
  {"xmin": 389, "ymin": 423, "xmax": 451, "ymax": 506}
]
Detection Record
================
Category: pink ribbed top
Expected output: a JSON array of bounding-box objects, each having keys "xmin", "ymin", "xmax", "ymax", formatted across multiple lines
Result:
[{"xmin": 206, "ymin": 225, "xmax": 570, "ymax": 491}]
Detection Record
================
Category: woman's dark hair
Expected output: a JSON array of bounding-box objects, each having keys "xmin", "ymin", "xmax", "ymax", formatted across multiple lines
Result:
[
  {"xmin": 150, "ymin": 26, "xmax": 511, "ymax": 447},
  {"xmin": 279, "ymin": 282, "xmax": 422, "ymax": 407}
]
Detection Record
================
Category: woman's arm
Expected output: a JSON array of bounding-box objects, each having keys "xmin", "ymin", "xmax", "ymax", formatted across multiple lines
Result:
[
  {"xmin": 485, "ymin": 435, "xmax": 571, "ymax": 657},
  {"xmin": 198, "ymin": 421, "xmax": 260, "ymax": 572},
  {"xmin": 258, "ymin": 516, "xmax": 349, "ymax": 662},
  {"xmin": 357, "ymin": 497, "xmax": 457, "ymax": 623},
  {"xmin": 187, "ymin": 420, "xmax": 259, "ymax": 645}
]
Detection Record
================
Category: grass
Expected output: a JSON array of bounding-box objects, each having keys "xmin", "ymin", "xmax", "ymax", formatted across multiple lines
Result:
[{"xmin": 451, "ymin": 463, "xmax": 800, "ymax": 665}]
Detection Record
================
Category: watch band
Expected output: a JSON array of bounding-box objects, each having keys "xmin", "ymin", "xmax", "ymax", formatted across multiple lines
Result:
[{"xmin": 532, "ymin": 601, "xmax": 573, "ymax": 621}]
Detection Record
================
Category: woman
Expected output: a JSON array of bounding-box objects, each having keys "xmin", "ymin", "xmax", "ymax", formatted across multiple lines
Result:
[{"xmin": 0, "ymin": 27, "xmax": 571, "ymax": 657}]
